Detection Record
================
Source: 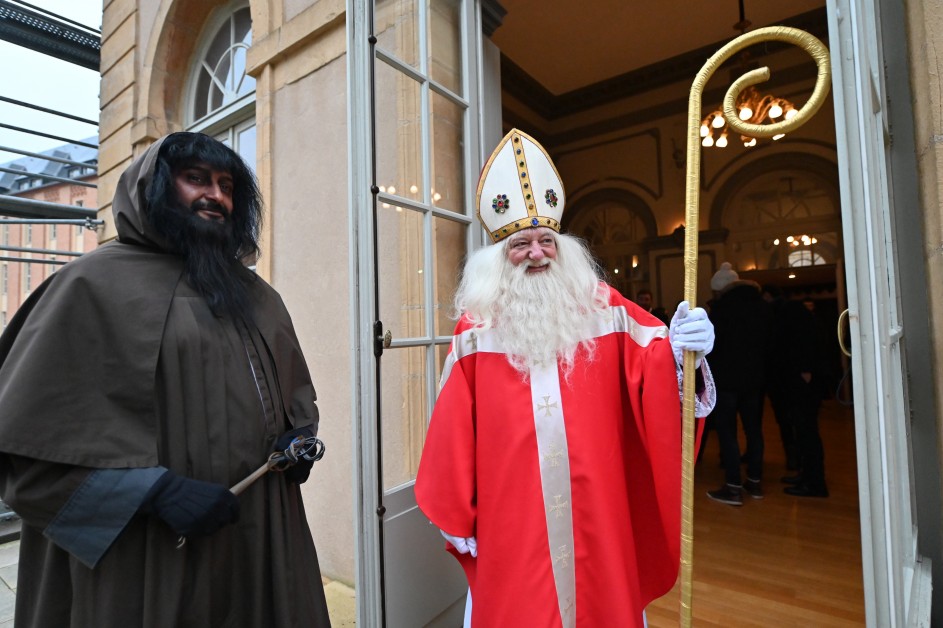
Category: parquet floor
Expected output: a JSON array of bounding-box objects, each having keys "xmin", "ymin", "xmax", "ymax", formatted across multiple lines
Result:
[{"xmin": 647, "ymin": 398, "xmax": 866, "ymax": 627}]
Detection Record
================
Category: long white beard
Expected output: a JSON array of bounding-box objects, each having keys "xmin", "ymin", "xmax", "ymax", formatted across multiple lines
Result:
[
  {"xmin": 497, "ymin": 260, "xmax": 601, "ymax": 375},
  {"xmin": 454, "ymin": 233, "xmax": 608, "ymax": 378}
]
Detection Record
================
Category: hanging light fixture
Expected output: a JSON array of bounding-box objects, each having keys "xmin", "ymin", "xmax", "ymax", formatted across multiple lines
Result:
[{"xmin": 700, "ymin": 0, "xmax": 797, "ymax": 148}]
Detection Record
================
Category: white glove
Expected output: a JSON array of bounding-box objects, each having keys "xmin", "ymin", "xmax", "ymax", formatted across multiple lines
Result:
[
  {"xmin": 440, "ymin": 529, "xmax": 477, "ymax": 557},
  {"xmin": 669, "ymin": 301, "xmax": 714, "ymax": 367}
]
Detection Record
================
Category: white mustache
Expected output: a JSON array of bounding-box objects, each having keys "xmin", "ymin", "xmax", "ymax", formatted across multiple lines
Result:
[{"xmin": 523, "ymin": 258, "xmax": 551, "ymax": 268}]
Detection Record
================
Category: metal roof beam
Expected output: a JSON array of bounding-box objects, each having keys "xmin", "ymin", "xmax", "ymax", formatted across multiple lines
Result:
[
  {"xmin": 0, "ymin": 0, "xmax": 100, "ymax": 71},
  {"xmin": 0, "ymin": 194, "xmax": 97, "ymax": 220}
]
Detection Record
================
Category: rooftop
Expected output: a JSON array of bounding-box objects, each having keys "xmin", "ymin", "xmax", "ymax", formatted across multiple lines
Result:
[{"xmin": 0, "ymin": 137, "xmax": 99, "ymax": 194}]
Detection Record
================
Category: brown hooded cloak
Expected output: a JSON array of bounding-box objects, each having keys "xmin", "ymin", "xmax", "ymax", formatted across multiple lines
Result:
[{"xmin": 0, "ymin": 136, "xmax": 332, "ymax": 627}]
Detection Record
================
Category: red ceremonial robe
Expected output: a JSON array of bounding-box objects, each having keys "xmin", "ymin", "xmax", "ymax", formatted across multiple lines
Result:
[{"xmin": 415, "ymin": 285, "xmax": 695, "ymax": 627}]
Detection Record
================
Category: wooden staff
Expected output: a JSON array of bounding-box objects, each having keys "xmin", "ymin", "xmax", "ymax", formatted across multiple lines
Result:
[
  {"xmin": 230, "ymin": 435, "xmax": 325, "ymax": 495},
  {"xmin": 680, "ymin": 27, "xmax": 831, "ymax": 627}
]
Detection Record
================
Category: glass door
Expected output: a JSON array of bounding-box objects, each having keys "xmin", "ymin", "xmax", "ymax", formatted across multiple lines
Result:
[{"xmin": 354, "ymin": 0, "xmax": 483, "ymax": 624}]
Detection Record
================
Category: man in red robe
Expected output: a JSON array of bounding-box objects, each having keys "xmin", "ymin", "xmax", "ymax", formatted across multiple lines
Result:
[{"xmin": 415, "ymin": 129, "xmax": 715, "ymax": 627}]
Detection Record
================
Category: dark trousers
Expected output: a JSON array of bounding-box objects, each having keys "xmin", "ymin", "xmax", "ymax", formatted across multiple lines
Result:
[
  {"xmin": 770, "ymin": 378, "xmax": 826, "ymax": 488},
  {"xmin": 712, "ymin": 389, "xmax": 765, "ymax": 485},
  {"xmin": 769, "ymin": 389, "xmax": 800, "ymax": 469},
  {"xmin": 791, "ymin": 380, "xmax": 826, "ymax": 489}
]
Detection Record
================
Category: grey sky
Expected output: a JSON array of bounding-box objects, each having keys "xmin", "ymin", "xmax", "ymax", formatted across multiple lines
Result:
[{"xmin": 0, "ymin": 0, "xmax": 103, "ymax": 164}]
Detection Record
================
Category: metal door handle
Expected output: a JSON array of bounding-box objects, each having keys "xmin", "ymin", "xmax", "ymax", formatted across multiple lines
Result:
[{"xmin": 837, "ymin": 309, "xmax": 851, "ymax": 357}]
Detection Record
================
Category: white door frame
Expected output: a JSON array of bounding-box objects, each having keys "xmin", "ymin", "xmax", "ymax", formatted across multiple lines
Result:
[
  {"xmin": 827, "ymin": 1, "xmax": 932, "ymax": 625},
  {"xmin": 347, "ymin": 0, "xmax": 381, "ymax": 624}
]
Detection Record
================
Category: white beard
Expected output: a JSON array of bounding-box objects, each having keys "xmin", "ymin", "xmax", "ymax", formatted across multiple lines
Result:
[
  {"xmin": 454, "ymin": 233, "xmax": 608, "ymax": 378},
  {"xmin": 495, "ymin": 260, "xmax": 598, "ymax": 374}
]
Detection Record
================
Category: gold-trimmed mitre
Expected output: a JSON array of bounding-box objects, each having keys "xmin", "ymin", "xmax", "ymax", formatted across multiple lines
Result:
[{"xmin": 476, "ymin": 128, "xmax": 565, "ymax": 242}]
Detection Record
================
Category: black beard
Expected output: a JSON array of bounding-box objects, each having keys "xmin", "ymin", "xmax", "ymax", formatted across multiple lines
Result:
[{"xmin": 149, "ymin": 198, "xmax": 253, "ymax": 323}]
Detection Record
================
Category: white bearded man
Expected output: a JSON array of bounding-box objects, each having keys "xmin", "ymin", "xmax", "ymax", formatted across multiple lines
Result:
[{"xmin": 414, "ymin": 129, "xmax": 716, "ymax": 628}]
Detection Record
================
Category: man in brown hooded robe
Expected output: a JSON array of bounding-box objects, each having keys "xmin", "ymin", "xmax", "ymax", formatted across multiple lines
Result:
[{"xmin": 0, "ymin": 133, "xmax": 332, "ymax": 627}]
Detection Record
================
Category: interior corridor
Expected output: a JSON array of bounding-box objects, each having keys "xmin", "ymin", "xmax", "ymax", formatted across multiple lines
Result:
[{"xmin": 648, "ymin": 395, "xmax": 865, "ymax": 626}]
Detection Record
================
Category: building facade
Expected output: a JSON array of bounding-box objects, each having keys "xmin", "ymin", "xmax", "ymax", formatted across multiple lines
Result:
[
  {"xmin": 0, "ymin": 142, "xmax": 99, "ymax": 328},
  {"xmin": 97, "ymin": 0, "xmax": 942, "ymax": 625}
]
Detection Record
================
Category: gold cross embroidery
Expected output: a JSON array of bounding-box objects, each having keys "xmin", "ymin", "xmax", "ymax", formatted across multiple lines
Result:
[
  {"xmin": 465, "ymin": 331, "xmax": 478, "ymax": 352},
  {"xmin": 554, "ymin": 545, "xmax": 572, "ymax": 568},
  {"xmin": 549, "ymin": 494, "xmax": 569, "ymax": 518},
  {"xmin": 543, "ymin": 443, "xmax": 565, "ymax": 468},
  {"xmin": 537, "ymin": 395, "xmax": 558, "ymax": 417}
]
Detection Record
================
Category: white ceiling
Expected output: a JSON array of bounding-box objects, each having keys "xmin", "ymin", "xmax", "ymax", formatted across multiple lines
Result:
[{"xmin": 491, "ymin": 0, "xmax": 827, "ymax": 94}]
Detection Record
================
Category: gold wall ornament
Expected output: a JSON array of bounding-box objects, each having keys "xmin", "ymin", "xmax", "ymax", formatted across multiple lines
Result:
[{"xmin": 679, "ymin": 26, "xmax": 830, "ymax": 627}]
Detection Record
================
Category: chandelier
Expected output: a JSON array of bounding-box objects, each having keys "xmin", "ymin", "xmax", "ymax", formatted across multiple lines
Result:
[
  {"xmin": 700, "ymin": 1, "xmax": 797, "ymax": 148},
  {"xmin": 774, "ymin": 234, "xmax": 817, "ymax": 248},
  {"xmin": 775, "ymin": 234, "xmax": 822, "ymax": 268}
]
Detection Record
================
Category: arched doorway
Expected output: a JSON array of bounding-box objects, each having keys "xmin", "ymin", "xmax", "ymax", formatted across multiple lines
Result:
[
  {"xmin": 712, "ymin": 153, "xmax": 848, "ymax": 398},
  {"xmin": 710, "ymin": 153, "xmax": 842, "ymax": 276},
  {"xmin": 565, "ymin": 188, "xmax": 657, "ymax": 301},
  {"xmin": 481, "ymin": 1, "xmax": 884, "ymax": 622}
]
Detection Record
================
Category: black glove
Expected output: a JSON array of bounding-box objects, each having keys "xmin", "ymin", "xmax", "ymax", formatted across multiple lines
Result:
[
  {"xmin": 274, "ymin": 425, "xmax": 315, "ymax": 485},
  {"xmin": 141, "ymin": 470, "xmax": 240, "ymax": 538}
]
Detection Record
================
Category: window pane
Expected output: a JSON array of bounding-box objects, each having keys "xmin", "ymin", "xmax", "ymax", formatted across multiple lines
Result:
[
  {"xmin": 237, "ymin": 124, "xmax": 257, "ymax": 173},
  {"xmin": 210, "ymin": 84, "xmax": 225, "ymax": 112},
  {"xmin": 429, "ymin": 90, "xmax": 465, "ymax": 213},
  {"xmin": 432, "ymin": 215, "xmax": 465, "ymax": 335},
  {"xmin": 213, "ymin": 51, "xmax": 234, "ymax": 97},
  {"xmin": 428, "ymin": 0, "xmax": 462, "ymax": 95},
  {"xmin": 375, "ymin": 62, "xmax": 423, "ymax": 204},
  {"xmin": 233, "ymin": 7, "xmax": 252, "ymax": 44},
  {"xmin": 232, "ymin": 45, "xmax": 252, "ymax": 96},
  {"xmin": 378, "ymin": 203, "xmax": 427, "ymax": 338},
  {"xmin": 193, "ymin": 70, "xmax": 211, "ymax": 120},
  {"xmin": 375, "ymin": 0, "xmax": 419, "ymax": 68},
  {"xmin": 206, "ymin": 22, "xmax": 232, "ymax": 77},
  {"xmin": 381, "ymin": 345, "xmax": 428, "ymax": 491}
]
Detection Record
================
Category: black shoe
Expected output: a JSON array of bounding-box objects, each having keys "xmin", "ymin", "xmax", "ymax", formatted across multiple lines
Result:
[
  {"xmin": 743, "ymin": 479, "xmax": 764, "ymax": 500},
  {"xmin": 780, "ymin": 474, "xmax": 802, "ymax": 485},
  {"xmin": 784, "ymin": 484, "xmax": 829, "ymax": 498},
  {"xmin": 707, "ymin": 484, "xmax": 743, "ymax": 506}
]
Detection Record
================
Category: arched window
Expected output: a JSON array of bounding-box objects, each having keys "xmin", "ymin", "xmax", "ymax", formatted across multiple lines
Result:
[
  {"xmin": 186, "ymin": 3, "xmax": 256, "ymax": 169},
  {"xmin": 718, "ymin": 160, "xmax": 841, "ymax": 271},
  {"xmin": 788, "ymin": 249, "xmax": 827, "ymax": 267}
]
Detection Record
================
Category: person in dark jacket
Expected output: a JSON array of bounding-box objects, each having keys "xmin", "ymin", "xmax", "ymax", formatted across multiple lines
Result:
[
  {"xmin": 763, "ymin": 284, "xmax": 829, "ymax": 497},
  {"xmin": 634, "ymin": 288, "xmax": 670, "ymax": 325},
  {"xmin": 705, "ymin": 263, "xmax": 773, "ymax": 506}
]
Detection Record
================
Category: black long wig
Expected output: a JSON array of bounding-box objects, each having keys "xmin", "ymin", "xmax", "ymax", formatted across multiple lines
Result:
[{"xmin": 145, "ymin": 132, "xmax": 264, "ymax": 322}]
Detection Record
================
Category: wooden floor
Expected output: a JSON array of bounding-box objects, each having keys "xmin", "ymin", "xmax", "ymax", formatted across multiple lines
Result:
[{"xmin": 647, "ymin": 398, "xmax": 866, "ymax": 627}]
